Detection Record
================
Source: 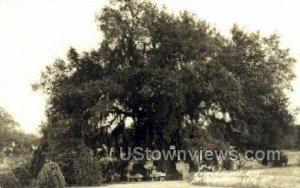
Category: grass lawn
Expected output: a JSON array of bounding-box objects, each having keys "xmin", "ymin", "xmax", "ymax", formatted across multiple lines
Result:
[
  {"xmin": 93, "ymin": 151, "xmax": 300, "ymax": 188},
  {"xmin": 69, "ymin": 151, "xmax": 300, "ymax": 188},
  {"xmin": 70, "ymin": 166, "xmax": 300, "ymax": 188},
  {"xmin": 192, "ymin": 166, "xmax": 300, "ymax": 188},
  {"xmin": 192, "ymin": 150, "xmax": 300, "ymax": 188}
]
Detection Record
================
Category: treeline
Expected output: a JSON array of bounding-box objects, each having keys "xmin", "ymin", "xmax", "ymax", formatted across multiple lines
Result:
[
  {"xmin": 0, "ymin": 107, "xmax": 39, "ymax": 187},
  {"xmin": 0, "ymin": 107, "xmax": 39, "ymax": 168}
]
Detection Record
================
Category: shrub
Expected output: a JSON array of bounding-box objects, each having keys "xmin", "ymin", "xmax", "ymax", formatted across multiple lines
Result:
[
  {"xmin": 37, "ymin": 161, "xmax": 65, "ymax": 188},
  {"xmin": 274, "ymin": 154, "xmax": 288, "ymax": 167},
  {"xmin": 99, "ymin": 157, "xmax": 118, "ymax": 182},
  {"xmin": 72, "ymin": 149, "xmax": 102, "ymax": 186},
  {"xmin": 0, "ymin": 173, "xmax": 21, "ymax": 188},
  {"xmin": 13, "ymin": 163, "xmax": 32, "ymax": 186},
  {"xmin": 262, "ymin": 151, "xmax": 289, "ymax": 167},
  {"xmin": 55, "ymin": 145, "xmax": 102, "ymax": 186},
  {"xmin": 99, "ymin": 157, "xmax": 128, "ymax": 182}
]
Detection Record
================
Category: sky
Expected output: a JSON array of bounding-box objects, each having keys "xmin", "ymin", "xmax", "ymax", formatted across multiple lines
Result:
[{"xmin": 0, "ymin": 0, "xmax": 300, "ymax": 134}]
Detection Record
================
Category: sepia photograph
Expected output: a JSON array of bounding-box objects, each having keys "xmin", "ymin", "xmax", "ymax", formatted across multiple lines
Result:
[{"xmin": 0, "ymin": 0, "xmax": 299, "ymax": 187}]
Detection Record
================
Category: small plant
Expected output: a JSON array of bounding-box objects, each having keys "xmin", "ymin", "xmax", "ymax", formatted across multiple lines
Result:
[{"xmin": 37, "ymin": 160, "xmax": 65, "ymax": 188}]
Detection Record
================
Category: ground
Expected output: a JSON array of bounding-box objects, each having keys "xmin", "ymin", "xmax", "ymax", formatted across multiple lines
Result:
[
  {"xmin": 1, "ymin": 151, "xmax": 298, "ymax": 187},
  {"xmin": 67, "ymin": 181, "xmax": 226, "ymax": 188},
  {"xmin": 71, "ymin": 165, "xmax": 299, "ymax": 188},
  {"xmin": 76, "ymin": 150, "xmax": 300, "ymax": 188}
]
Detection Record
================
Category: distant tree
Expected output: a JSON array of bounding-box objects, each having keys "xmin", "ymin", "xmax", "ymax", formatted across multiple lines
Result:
[
  {"xmin": 0, "ymin": 106, "xmax": 38, "ymax": 161},
  {"xmin": 0, "ymin": 107, "xmax": 20, "ymax": 150},
  {"xmin": 33, "ymin": 0, "xmax": 295, "ymax": 176}
]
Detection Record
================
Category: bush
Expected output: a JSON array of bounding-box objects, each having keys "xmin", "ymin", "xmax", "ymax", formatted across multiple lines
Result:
[
  {"xmin": 55, "ymin": 145, "xmax": 102, "ymax": 186},
  {"xmin": 262, "ymin": 151, "xmax": 289, "ymax": 167},
  {"xmin": 13, "ymin": 163, "xmax": 32, "ymax": 186},
  {"xmin": 99, "ymin": 157, "xmax": 127, "ymax": 182},
  {"xmin": 72, "ymin": 149, "xmax": 102, "ymax": 185},
  {"xmin": 0, "ymin": 173, "xmax": 21, "ymax": 188},
  {"xmin": 267, "ymin": 154, "xmax": 289, "ymax": 167},
  {"xmin": 37, "ymin": 161, "xmax": 65, "ymax": 188}
]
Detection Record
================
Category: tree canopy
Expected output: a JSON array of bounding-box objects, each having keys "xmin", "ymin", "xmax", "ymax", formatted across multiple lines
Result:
[{"xmin": 33, "ymin": 0, "xmax": 295, "ymax": 177}]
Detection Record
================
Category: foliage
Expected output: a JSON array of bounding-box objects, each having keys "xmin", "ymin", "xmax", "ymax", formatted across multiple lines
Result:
[
  {"xmin": 262, "ymin": 151, "xmax": 288, "ymax": 167},
  {"xmin": 33, "ymin": 0, "xmax": 296, "ymax": 177},
  {"xmin": 71, "ymin": 147, "xmax": 102, "ymax": 186},
  {"xmin": 0, "ymin": 106, "xmax": 39, "ymax": 173},
  {"xmin": 99, "ymin": 157, "xmax": 127, "ymax": 182},
  {"xmin": 54, "ymin": 143, "xmax": 102, "ymax": 186},
  {"xmin": 37, "ymin": 161, "xmax": 65, "ymax": 188},
  {"xmin": 126, "ymin": 160, "xmax": 147, "ymax": 179},
  {"xmin": 293, "ymin": 126, "xmax": 300, "ymax": 149},
  {"xmin": 13, "ymin": 162, "xmax": 32, "ymax": 186},
  {"xmin": 30, "ymin": 136, "xmax": 49, "ymax": 179},
  {"xmin": 0, "ymin": 107, "xmax": 38, "ymax": 154},
  {"xmin": 0, "ymin": 107, "xmax": 20, "ymax": 149},
  {"xmin": 0, "ymin": 173, "xmax": 21, "ymax": 188}
]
